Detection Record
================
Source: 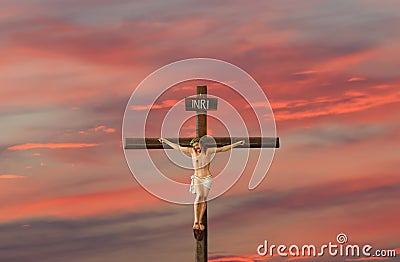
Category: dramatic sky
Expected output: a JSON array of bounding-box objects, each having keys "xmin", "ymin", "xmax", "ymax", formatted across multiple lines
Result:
[{"xmin": 1, "ymin": 0, "xmax": 399, "ymax": 261}]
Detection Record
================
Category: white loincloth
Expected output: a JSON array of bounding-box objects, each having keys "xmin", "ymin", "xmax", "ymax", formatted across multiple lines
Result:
[{"xmin": 189, "ymin": 175, "xmax": 212, "ymax": 194}]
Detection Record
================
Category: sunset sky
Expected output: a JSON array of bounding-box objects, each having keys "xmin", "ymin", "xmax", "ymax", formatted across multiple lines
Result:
[{"xmin": 1, "ymin": 0, "xmax": 399, "ymax": 261}]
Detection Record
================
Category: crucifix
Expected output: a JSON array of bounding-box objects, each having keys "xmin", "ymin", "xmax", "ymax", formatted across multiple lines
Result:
[{"xmin": 124, "ymin": 85, "xmax": 280, "ymax": 262}]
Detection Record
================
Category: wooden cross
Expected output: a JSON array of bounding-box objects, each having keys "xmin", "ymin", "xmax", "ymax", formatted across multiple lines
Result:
[{"xmin": 124, "ymin": 85, "xmax": 280, "ymax": 262}]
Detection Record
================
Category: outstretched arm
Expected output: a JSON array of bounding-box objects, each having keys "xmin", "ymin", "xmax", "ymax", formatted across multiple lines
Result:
[
  {"xmin": 216, "ymin": 140, "xmax": 245, "ymax": 153},
  {"xmin": 158, "ymin": 138, "xmax": 191, "ymax": 153}
]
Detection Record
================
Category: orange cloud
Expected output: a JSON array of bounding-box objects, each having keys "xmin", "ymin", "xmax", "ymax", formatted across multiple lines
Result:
[
  {"xmin": 0, "ymin": 174, "xmax": 26, "ymax": 179},
  {"xmin": 292, "ymin": 70, "xmax": 320, "ymax": 76},
  {"xmin": 1, "ymin": 186, "xmax": 158, "ymax": 222},
  {"xmin": 209, "ymin": 253, "xmax": 271, "ymax": 262},
  {"xmin": 104, "ymin": 128, "xmax": 116, "ymax": 133},
  {"xmin": 172, "ymin": 85, "xmax": 194, "ymax": 92},
  {"xmin": 286, "ymin": 254, "xmax": 319, "ymax": 261},
  {"xmin": 274, "ymin": 87, "xmax": 400, "ymax": 121},
  {"xmin": 344, "ymin": 257, "xmax": 390, "ymax": 261},
  {"xmin": 92, "ymin": 125, "xmax": 116, "ymax": 133},
  {"xmin": 322, "ymin": 48, "xmax": 380, "ymax": 72},
  {"xmin": 7, "ymin": 143, "xmax": 100, "ymax": 151},
  {"xmin": 129, "ymin": 99, "xmax": 178, "ymax": 111},
  {"xmin": 245, "ymin": 86, "xmax": 399, "ymax": 121},
  {"xmin": 247, "ymin": 100, "xmax": 309, "ymax": 110},
  {"xmin": 348, "ymin": 77, "xmax": 366, "ymax": 82},
  {"xmin": 93, "ymin": 125, "xmax": 107, "ymax": 132}
]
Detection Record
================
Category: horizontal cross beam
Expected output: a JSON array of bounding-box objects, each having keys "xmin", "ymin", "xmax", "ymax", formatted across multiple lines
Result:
[{"xmin": 124, "ymin": 137, "xmax": 280, "ymax": 149}]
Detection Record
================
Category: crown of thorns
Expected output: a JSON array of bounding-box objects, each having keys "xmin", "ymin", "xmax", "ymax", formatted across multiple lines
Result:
[{"xmin": 189, "ymin": 137, "xmax": 200, "ymax": 146}]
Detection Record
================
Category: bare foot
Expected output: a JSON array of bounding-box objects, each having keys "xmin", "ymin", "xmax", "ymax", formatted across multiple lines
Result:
[
  {"xmin": 193, "ymin": 222, "xmax": 200, "ymax": 240},
  {"xmin": 199, "ymin": 222, "xmax": 205, "ymax": 231}
]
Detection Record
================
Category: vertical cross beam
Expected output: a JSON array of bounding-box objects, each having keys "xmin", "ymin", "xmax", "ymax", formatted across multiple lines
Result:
[
  {"xmin": 196, "ymin": 85, "xmax": 207, "ymax": 262},
  {"xmin": 124, "ymin": 84, "xmax": 280, "ymax": 262}
]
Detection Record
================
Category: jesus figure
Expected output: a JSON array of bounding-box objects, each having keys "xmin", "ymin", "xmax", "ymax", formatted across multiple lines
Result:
[{"xmin": 158, "ymin": 136, "xmax": 244, "ymax": 240}]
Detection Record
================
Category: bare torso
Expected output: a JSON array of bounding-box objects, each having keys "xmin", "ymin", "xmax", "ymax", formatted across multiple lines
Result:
[{"xmin": 191, "ymin": 149, "xmax": 213, "ymax": 178}]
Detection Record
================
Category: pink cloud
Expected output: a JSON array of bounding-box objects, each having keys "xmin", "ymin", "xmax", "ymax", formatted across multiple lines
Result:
[
  {"xmin": 7, "ymin": 143, "xmax": 100, "ymax": 151},
  {"xmin": 21, "ymin": 224, "xmax": 31, "ymax": 229}
]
